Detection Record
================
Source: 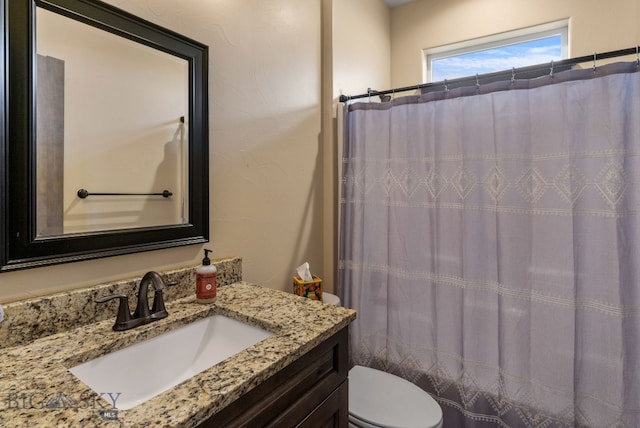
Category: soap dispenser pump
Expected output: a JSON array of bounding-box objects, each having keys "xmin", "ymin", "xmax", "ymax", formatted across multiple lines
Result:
[{"xmin": 196, "ymin": 248, "xmax": 217, "ymax": 303}]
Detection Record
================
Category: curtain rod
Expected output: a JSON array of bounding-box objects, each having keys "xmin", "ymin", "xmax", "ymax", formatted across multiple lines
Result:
[{"xmin": 338, "ymin": 46, "xmax": 640, "ymax": 103}]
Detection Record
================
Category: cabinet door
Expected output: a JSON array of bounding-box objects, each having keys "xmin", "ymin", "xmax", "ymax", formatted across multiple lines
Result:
[{"xmin": 296, "ymin": 380, "xmax": 349, "ymax": 428}]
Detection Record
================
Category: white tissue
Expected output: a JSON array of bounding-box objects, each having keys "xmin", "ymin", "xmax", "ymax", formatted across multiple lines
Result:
[
  {"xmin": 0, "ymin": 305, "xmax": 4, "ymax": 324},
  {"xmin": 296, "ymin": 262, "xmax": 314, "ymax": 282}
]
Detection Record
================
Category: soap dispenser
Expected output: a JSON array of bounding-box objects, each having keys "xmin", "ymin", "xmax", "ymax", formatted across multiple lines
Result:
[{"xmin": 196, "ymin": 248, "xmax": 217, "ymax": 303}]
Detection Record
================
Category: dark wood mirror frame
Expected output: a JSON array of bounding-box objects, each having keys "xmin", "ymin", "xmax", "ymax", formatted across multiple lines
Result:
[{"xmin": 1, "ymin": 0, "xmax": 209, "ymax": 271}]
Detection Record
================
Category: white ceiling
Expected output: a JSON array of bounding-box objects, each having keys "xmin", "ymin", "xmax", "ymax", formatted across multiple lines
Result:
[{"xmin": 384, "ymin": 0, "xmax": 416, "ymax": 8}]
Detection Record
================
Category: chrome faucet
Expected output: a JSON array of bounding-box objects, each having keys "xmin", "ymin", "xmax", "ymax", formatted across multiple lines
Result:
[{"xmin": 97, "ymin": 271, "xmax": 178, "ymax": 331}]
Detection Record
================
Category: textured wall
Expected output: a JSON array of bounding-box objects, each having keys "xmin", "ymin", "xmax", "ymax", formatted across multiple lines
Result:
[
  {"xmin": 1, "ymin": 0, "xmax": 324, "ymax": 301},
  {"xmin": 390, "ymin": 0, "xmax": 640, "ymax": 88},
  {"xmin": 334, "ymin": 0, "xmax": 391, "ymax": 99}
]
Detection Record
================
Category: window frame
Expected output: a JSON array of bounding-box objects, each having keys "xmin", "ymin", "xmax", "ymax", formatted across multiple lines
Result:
[{"xmin": 423, "ymin": 20, "xmax": 569, "ymax": 83}]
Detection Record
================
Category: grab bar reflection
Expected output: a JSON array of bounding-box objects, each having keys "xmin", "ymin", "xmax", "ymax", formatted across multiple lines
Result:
[{"xmin": 77, "ymin": 189, "xmax": 173, "ymax": 199}]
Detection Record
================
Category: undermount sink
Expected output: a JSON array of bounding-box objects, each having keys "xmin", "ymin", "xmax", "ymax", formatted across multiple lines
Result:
[{"xmin": 69, "ymin": 315, "xmax": 273, "ymax": 410}]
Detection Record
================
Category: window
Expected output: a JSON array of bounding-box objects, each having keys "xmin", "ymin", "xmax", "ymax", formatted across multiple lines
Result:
[{"xmin": 424, "ymin": 20, "xmax": 568, "ymax": 83}]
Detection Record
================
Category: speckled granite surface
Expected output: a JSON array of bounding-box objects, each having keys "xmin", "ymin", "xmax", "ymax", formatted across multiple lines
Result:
[
  {"xmin": 0, "ymin": 257, "xmax": 243, "ymax": 349},
  {"xmin": 0, "ymin": 280, "xmax": 355, "ymax": 427}
]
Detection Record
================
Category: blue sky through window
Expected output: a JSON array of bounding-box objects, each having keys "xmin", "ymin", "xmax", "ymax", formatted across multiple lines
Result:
[{"xmin": 431, "ymin": 36, "xmax": 563, "ymax": 82}]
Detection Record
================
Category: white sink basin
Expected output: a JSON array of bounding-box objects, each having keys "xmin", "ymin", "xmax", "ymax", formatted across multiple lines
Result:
[{"xmin": 69, "ymin": 315, "xmax": 273, "ymax": 410}]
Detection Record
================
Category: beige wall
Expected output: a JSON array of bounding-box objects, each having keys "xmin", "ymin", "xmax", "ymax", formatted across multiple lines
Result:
[
  {"xmin": 334, "ymin": 0, "xmax": 391, "ymax": 99},
  {"xmin": 1, "ymin": 0, "xmax": 323, "ymax": 302},
  {"xmin": 391, "ymin": 0, "xmax": 640, "ymax": 87}
]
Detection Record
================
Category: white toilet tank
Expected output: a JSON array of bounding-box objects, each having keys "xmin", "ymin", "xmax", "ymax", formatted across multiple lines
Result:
[{"xmin": 323, "ymin": 292, "xmax": 341, "ymax": 306}]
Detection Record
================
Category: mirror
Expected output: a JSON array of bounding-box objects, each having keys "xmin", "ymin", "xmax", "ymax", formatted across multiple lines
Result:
[
  {"xmin": 2, "ymin": 0, "xmax": 209, "ymax": 271},
  {"xmin": 36, "ymin": 6, "xmax": 190, "ymax": 236}
]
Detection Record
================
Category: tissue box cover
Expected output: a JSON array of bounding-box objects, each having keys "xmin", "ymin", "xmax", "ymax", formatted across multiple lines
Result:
[{"xmin": 293, "ymin": 275, "xmax": 323, "ymax": 301}]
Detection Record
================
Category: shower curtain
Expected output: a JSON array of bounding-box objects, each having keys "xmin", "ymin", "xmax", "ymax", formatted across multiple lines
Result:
[{"xmin": 339, "ymin": 61, "xmax": 640, "ymax": 427}]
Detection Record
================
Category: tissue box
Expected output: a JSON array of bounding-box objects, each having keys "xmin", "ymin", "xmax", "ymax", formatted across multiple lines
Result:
[{"xmin": 293, "ymin": 275, "xmax": 323, "ymax": 301}]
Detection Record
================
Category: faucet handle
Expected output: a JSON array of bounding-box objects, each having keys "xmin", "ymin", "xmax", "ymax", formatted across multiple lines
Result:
[{"xmin": 96, "ymin": 294, "xmax": 133, "ymax": 331}]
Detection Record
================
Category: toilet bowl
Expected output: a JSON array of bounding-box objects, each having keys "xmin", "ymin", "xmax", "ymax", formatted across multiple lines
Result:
[{"xmin": 323, "ymin": 293, "xmax": 444, "ymax": 428}]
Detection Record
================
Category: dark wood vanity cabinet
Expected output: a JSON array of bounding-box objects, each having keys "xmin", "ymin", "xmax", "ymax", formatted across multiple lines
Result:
[{"xmin": 199, "ymin": 326, "xmax": 349, "ymax": 428}]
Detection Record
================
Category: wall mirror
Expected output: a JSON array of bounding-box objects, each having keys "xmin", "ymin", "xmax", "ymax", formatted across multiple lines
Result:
[{"xmin": 1, "ymin": 0, "xmax": 209, "ymax": 271}]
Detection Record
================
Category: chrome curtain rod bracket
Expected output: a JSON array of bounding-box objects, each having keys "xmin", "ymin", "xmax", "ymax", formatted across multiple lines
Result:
[{"xmin": 77, "ymin": 189, "xmax": 173, "ymax": 199}]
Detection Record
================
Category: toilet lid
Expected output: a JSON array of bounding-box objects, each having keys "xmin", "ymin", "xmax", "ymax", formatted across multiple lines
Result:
[{"xmin": 349, "ymin": 365, "xmax": 442, "ymax": 428}]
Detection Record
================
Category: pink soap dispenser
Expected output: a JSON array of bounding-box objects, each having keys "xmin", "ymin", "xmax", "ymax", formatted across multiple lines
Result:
[{"xmin": 196, "ymin": 248, "xmax": 217, "ymax": 303}]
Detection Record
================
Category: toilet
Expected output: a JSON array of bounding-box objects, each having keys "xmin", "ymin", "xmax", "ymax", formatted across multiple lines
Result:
[
  {"xmin": 323, "ymin": 292, "xmax": 444, "ymax": 428},
  {"xmin": 322, "ymin": 291, "xmax": 341, "ymax": 306}
]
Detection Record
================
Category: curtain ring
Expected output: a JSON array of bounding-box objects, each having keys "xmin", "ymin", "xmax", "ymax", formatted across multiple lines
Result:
[
  {"xmin": 511, "ymin": 67, "xmax": 516, "ymax": 84},
  {"xmin": 444, "ymin": 79, "xmax": 449, "ymax": 92},
  {"xmin": 475, "ymin": 73, "xmax": 480, "ymax": 90},
  {"xmin": 593, "ymin": 52, "xmax": 597, "ymax": 72},
  {"xmin": 549, "ymin": 60, "xmax": 554, "ymax": 78}
]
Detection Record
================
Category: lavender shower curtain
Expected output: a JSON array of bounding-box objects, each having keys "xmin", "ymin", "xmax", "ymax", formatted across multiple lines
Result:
[{"xmin": 339, "ymin": 61, "xmax": 640, "ymax": 427}]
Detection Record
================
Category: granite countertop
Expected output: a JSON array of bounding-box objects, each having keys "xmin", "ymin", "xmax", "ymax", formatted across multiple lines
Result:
[{"xmin": 0, "ymin": 282, "xmax": 356, "ymax": 427}]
